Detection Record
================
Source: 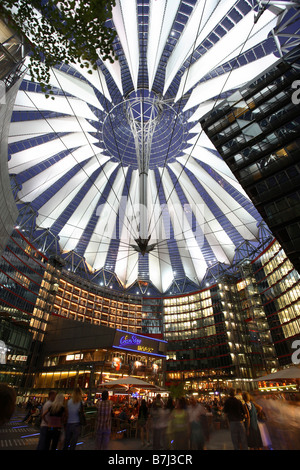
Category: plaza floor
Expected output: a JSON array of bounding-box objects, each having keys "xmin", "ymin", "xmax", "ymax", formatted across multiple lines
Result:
[{"xmin": 0, "ymin": 408, "xmax": 233, "ymax": 451}]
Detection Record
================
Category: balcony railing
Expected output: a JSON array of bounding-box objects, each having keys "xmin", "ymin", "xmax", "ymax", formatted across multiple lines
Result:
[{"xmin": 0, "ymin": 19, "xmax": 30, "ymax": 91}]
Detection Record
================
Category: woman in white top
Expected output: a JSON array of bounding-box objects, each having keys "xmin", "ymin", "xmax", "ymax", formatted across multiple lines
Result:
[{"xmin": 63, "ymin": 387, "xmax": 85, "ymax": 450}]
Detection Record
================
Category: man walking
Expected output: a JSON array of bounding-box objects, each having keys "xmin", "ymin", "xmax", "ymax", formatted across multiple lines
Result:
[
  {"xmin": 151, "ymin": 393, "xmax": 164, "ymax": 450},
  {"xmin": 223, "ymin": 388, "xmax": 249, "ymax": 450},
  {"xmin": 95, "ymin": 390, "xmax": 112, "ymax": 450}
]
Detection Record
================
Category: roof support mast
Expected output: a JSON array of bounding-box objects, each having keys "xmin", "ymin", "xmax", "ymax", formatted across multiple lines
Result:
[{"xmin": 125, "ymin": 92, "xmax": 161, "ymax": 254}]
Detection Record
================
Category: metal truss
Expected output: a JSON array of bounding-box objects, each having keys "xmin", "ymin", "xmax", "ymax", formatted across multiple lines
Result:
[
  {"xmin": 263, "ymin": 0, "xmax": 300, "ymax": 56},
  {"xmin": 125, "ymin": 94, "xmax": 162, "ymax": 242}
]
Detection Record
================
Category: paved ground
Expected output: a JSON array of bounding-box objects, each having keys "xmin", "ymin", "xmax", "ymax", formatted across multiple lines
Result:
[
  {"xmin": 80, "ymin": 426, "xmax": 234, "ymax": 451},
  {"xmin": 1, "ymin": 410, "xmax": 283, "ymax": 468},
  {"xmin": 0, "ymin": 408, "xmax": 234, "ymax": 452}
]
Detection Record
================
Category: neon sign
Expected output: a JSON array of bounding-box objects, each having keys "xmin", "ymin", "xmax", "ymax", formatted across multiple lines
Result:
[
  {"xmin": 137, "ymin": 345, "xmax": 154, "ymax": 353},
  {"xmin": 119, "ymin": 335, "xmax": 142, "ymax": 346},
  {"xmin": 113, "ymin": 329, "xmax": 167, "ymax": 357}
]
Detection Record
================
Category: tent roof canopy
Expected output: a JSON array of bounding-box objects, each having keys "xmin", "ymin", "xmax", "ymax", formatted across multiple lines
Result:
[
  {"xmin": 8, "ymin": 1, "xmax": 300, "ymax": 295},
  {"xmin": 253, "ymin": 366, "xmax": 300, "ymax": 381}
]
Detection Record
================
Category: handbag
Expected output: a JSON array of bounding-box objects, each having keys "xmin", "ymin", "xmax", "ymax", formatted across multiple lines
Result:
[
  {"xmin": 257, "ymin": 409, "xmax": 267, "ymax": 423},
  {"xmin": 79, "ymin": 402, "xmax": 86, "ymax": 426}
]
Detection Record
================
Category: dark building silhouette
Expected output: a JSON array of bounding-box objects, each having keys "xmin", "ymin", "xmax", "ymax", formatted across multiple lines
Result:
[{"xmin": 200, "ymin": 47, "xmax": 300, "ymax": 274}]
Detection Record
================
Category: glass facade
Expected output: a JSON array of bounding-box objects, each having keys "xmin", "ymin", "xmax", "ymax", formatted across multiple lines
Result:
[
  {"xmin": 0, "ymin": 229, "xmax": 50, "ymax": 386},
  {"xmin": 163, "ymin": 286, "xmax": 232, "ymax": 393},
  {"xmin": 52, "ymin": 273, "xmax": 143, "ymax": 333},
  {"xmin": 252, "ymin": 240, "xmax": 300, "ymax": 365},
  {"xmin": 0, "ymin": 230, "xmax": 300, "ymax": 395},
  {"xmin": 163, "ymin": 239, "xmax": 300, "ymax": 393},
  {"xmin": 0, "ymin": 230, "xmax": 167, "ymax": 392}
]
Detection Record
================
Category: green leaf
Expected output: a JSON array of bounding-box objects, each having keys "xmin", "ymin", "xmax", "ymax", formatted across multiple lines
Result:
[{"xmin": 1, "ymin": 0, "xmax": 116, "ymax": 90}]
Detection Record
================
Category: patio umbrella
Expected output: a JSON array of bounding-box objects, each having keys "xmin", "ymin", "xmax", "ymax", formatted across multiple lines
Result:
[
  {"xmin": 103, "ymin": 376, "xmax": 159, "ymax": 389},
  {"xmin": 103, "ymin": 376, "xmax": 160, "ymax": 403},
  {"xmin": 253, "ymin": 366, "xmax": 300, "ymax": 381}
]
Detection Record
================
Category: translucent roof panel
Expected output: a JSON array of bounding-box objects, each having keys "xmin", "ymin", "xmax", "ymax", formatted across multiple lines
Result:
[{"xmin": 7, "ymin": 0, "xmax": 299, "ymax": 294}]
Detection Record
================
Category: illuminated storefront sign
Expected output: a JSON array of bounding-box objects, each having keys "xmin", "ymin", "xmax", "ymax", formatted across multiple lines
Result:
[
  {"xmin": 7, "ymin": 355, "xmax": 28, "ymax": 362},
  {"xmin": 113, "ymin": 329, "xmax": 167, "ymax": 357},
  {"xmin": 120, "ymin": 335, "xmax": 142, "ymax": 347},
  {"xmin": 66, "ymin": 353, "xmax": 83, "ymax": 361}
]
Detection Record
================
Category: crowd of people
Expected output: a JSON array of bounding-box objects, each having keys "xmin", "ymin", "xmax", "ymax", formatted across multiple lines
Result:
[
  {"xmin": 34, "ymin": 387, "xmax": 86, "ymax": 450},
  {"xmin": 17, "ymin": 387, "xmax": 87, "ymax": 450},
  {"xmin": 104, "ymin": 388, "xmax": 300, "ymax": 451},
  {"xmin": 1, "ymin": 383, "xmax": 300, "ymax": 451},
  {"xmin": 200, "ymin": 388, "xmax": 300, "ymax": 451},
  {"xmin": 94, "ymin": 392, "xmax": 212, "ymax": 450}
]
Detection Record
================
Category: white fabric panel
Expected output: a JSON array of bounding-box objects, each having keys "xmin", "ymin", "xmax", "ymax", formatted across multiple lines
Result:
[
  {"xmin": 187, "ymin": 148, "xmax": 250, "ymax": 198},
  {"xmin": 168, "ymin": 161, "xmax": 235, "ymax": 264},
  {"xmin": 147, "ymin": 170, "xmax": 173, "ymax": 292},
  {"xmin": 37, "ymin": 158, "xmax": 112, "ymax": 229},
  {"xmin": 112, "ymin": 0, "xmax": 139, "ymax": 91},
  {"xmin": 148, "ymin": 0, "xmax": 180, "ymax": 90},
  {"xmin": 84, "ymin": 166, "xmax": 129, "ymax": 269},
  {"xmin": 176, "ymin": 10, "xmax": 279, "ymax": 101},
  {"xmin": 8, "ymin": 134, "xmax": 99, "ymax": 173},
  {"xmin": 147, "ymin": 169, "xmax": 169, "ymax": 244},
  {"xmin": 178, "ymin": 156, "xmax": 259, "ymax": 240},
  {"xmin": 14, "ymin": 91, "xmax": 98, "ymax": 121},
  {"xmin": 8, "ymin": 133, "xmax": 47, "ymax": 143},
  {"xmin": 186, "ymin": 130, "xmax": 217, "ymax": 150},
  {"xmin": 149, "ymin": 244, "xmax": 174, "ymax": 292},
  {"xmin": 9, "ymin": 116, "xmax": 97, "ymax": 137},
  {"xmin": 148, "ymin": 248, "xmax": 164, "ymax": 293},
  {"xmin": 159, "ymin": 167, "xmax": 207, "ymax": 283},
  {"xmin": 233, "ymin": 10, "xmax": 283, "ymax": 55},
  {"xmin": 187, "ymin": 145, "xmax": 240, "ymax": 185},
  {"xmin": 48, "ymin": 68, "xmax": 103, "ymax": 110},
  {"xmin": 119, "ymin": 247, "xmax": 139, "ymax": 288},
  {"xmin": 57, "ymin": 162, "xmax": 118, "ymax": 252},
  {"xmin": 164, "ymin": 0, "xmax": 224, "ymax": 94},
  {"xmin": 115, "ymin": 170, "xmax": 140, "ymax": 287},
  {"xmin": 189, "ymin": 0, "xmax": 237, "ymax": 55},
  {"xmin": 17, "ymin": 149, "xmax": 107, "ymax": 202},
  {"xmin": 188, "ymin": 122, "xmax": 202, "ymax": 134},
  {"xmin": 214, "ymin": 170, "xmax": 250, "ymax": 199},
  {"xmin": 183, "ymin": 53, "xmax": 278, "ymax": 111},
  {"xmin": 101, "ymin": 57, "xmax": 124, "ymax": 96},
  {"xmin": 187, "ymin": 99, "xmax": 223, "ymax": 122},
  {"xmin": 69, "ymin": 62, "xmax": 112, "ymax": 102}
]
